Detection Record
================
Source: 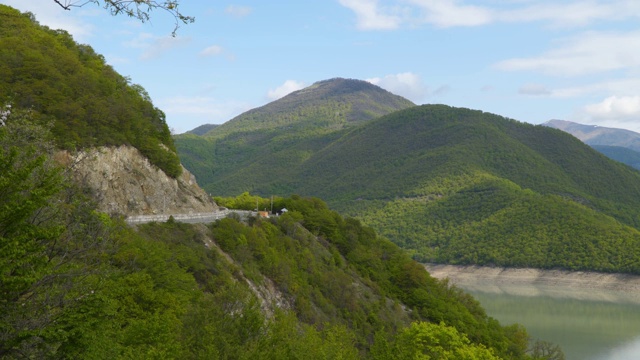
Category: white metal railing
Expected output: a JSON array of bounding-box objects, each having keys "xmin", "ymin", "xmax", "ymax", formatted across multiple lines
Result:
[{"xmin": 125, "ymin": 209, "xmax": 259, "ymax": 224}]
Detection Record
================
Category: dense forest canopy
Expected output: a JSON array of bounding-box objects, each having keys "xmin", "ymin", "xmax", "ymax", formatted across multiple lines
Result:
[
  {"xmin": 0, "ymin": 106, "xmax": 562, "ymax": 357},
  {"xmin": 0, "ymin": 5, "xmax": 182, "ymax": 177},
  {"xmin": 178, "ymin": 99, "xmax": 640, "ymax": 274},
  {"xmin": 175, "ymin": 78, "xmax": 416, "ymax": 197}
]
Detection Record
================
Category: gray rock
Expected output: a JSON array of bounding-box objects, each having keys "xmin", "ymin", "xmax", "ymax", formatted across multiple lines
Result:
[{"xmin": 67, "ymin": 145, "xmax": 218, "ymax": 216}]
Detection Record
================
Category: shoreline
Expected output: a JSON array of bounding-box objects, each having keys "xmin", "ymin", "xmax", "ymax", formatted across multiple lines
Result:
[{"xmin": 424, "ymin": 264, "xmax": 640, "ymax": 304}]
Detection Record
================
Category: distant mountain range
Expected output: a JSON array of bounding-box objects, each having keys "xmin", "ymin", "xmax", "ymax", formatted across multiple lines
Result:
[
  {"xmin": 176, "ymin": 79, "xmax": 640, "ymax": 274},
  {"xmin": 543, "ymin": 119, "xmax": 640, "ymax": 169}
]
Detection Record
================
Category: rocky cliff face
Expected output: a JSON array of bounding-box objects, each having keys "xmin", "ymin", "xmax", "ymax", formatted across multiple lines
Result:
[{"xmin": 64, "ymin": 145, "xmax": 218, "ymax": 216}]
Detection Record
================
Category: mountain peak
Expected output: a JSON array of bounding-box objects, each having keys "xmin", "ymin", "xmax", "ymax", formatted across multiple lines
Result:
[
  {"xmin": 262, "ymin": 77, "xmax": 415, "ymax": 118},
  {"xmin": 289, "ymin": 77, "xmax": 393, "ymax": 99},
  {"xmin": 199, "ymin": 77, "xmax": 415, "ymax": 137}
]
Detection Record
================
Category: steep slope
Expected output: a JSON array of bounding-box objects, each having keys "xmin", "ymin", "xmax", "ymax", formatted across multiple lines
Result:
[
  {"xmin": 544, "ymin": 119, "xmax": 640, "ymax": 169},
  {"xmin": 175, "ymin": 78, "xmax": 415, "ymax": 195},
  {"xmin": 189, "ymin": 104, "xmax": 640, "ymax": 274},
  {"xmin": 0, "ymin": 5, "xmax": 217, "ymax": 217},
  {"xmin": 63, "ymin": 146, "xmax": 217, "ymax": 216},
  {"xmin": 0, "ymin": 130, "xmax": 537, "ymax": 359},
  {"xmin": 0, "ymin": 5, "xmax": 181, "ymax": 178},
  {"xmin": 204, "ymin": 78, "xmax": 415, "ymax": 137},
  {"xmin": 240, "ymin": 105, "xmax": 640, "ymax": 215},
  {"xmin": 313, "ymin": 106, "xmax": 640, "ymax": 272}
]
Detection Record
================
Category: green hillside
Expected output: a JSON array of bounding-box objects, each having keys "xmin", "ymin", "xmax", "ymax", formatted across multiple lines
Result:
[
  {"xmin": 186, "ymin": 123, "xmax": 218, "ymax": 136},
  {"xmin": 1, "ymin": 109, "xmax": 541, "ymax": 357},
  {"xmin": 0, "ymin": 5, "xmax": 563, "ymax": 359},
  {"xmin": 296, "ymin": 105, "xmax": 640, "ymax": 272},
  {"xmin": 202, "ymin": 78, "xmax": 416, "ymax": 139},
  {"xmin": 591, "ymin": 145, "xmax": 640, "ymax": 170},
  {"xmin": 181, "ymin": 102, "xmax": 640, "ymax": 274},
  {"xmin": 175, "ymin": 78, "xmax": 415, "ymax": 194},
  {"xmin": 0, "ymin": 5, "xmax": 181, "ymax": 177}
]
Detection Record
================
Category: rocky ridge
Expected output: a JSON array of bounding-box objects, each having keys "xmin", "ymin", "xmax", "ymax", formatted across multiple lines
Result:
[{"xmin": 63, "ymin": 145, "xmax": 218, "ymax": 216}]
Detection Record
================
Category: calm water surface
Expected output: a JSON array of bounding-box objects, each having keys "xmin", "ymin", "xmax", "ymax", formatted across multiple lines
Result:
[{"xmin": 458, "ymin": 283, "xmax": 640, "ymax": 360}]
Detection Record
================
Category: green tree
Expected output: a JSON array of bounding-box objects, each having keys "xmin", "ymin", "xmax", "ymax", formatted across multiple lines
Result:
[
  {"xmin": 0, "ymin": 111, "xmax": 65, "ymax": 356},
  {"xmin": 386, "ymin": 322, "xmax": 501, "ymax": 360},
  {"xmin": 0, "ymin": 107, "xmax": 122, "ymax": 358}
]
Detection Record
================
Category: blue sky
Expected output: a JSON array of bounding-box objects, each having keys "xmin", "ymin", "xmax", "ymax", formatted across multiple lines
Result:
[{"xmin": 4, "ymin": 0, "xmax": 640, "ymax": 134}]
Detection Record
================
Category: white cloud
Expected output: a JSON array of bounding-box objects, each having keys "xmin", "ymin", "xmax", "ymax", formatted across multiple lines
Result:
[
  {"xmin": 583, "ymin": 95, "xmax": 640, "ymax": 122},
  {"xmin": 495, "ymin": 30, "xmax": 640, "ymax": 76},
  {"xmin": 338, "ymin": 0, "xmax": 402, "ymax": 30},
  {"xmin": 570, "ymin": 96, "xmax": 640, "ymax": 133},
  {"xmin": 569, "ymin": 95, "xmax": 640, "ymax": 133},
  {"xmin": 200, "ymin": 45, "xmax": 224, "ymax": 57},
  {"xmin": 366, "ymin": 72, "xmax": 428, "ymax": 102},
  {"xmin": 339, "ymin": 1, "xmax": 640, "ymax": 30},
  {"xmin": 519, "ymin": 83, "xmax": 551, "ymax": 96},
  {"xmin": 497, "ymin": 2, "xmax": 615, "ymax": 28},
  {"xmin": 407, "ymin": 0, "xmax": 492, "ymax": 28},
  {"xmin": 266, "ymin": 80, "xmax": 306, "ymax": 101},
  {"xmin": 225, "ymin": 5, "xmax": 253, "ymax": 18}
]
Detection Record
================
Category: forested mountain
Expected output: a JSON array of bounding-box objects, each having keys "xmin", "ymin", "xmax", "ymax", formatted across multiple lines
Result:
[
  {"xmin": 2, "ymin": 132, "xmax": 537, "ymax": 358},
  {"xmin": 0, "ymin": 5, "xmax": 181, "ymax": 177},
  {"xmin": 180, "ymin": 99, "xmax": 640, "ymax": 274},
  {"xmin": 591, "ymin": 145, "xmax": 640, "ymax": 170},
  {"xmin": 174, "ymin": 78, "xmax": 415, "ymax": 193},
  {"xmin": 186, "ymin": 123, "xmax": 219, "ymax": 135},
  {"xmin": 544, "ymin": 119, "xmax": 640, "ymax": 170},
  {"xmin": 1, "ymin": 5, "xmax": 558, "ymax": 358}
]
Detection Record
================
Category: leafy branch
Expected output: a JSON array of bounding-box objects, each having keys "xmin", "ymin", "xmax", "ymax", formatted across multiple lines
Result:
[{"xmin": 52, "ymin": 0, "xmax": 194, "ymax": 36}]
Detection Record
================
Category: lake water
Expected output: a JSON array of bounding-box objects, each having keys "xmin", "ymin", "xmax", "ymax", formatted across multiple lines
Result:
[{"xmin": 458, "ymin": 283, "xmax": 640, "ymax": 360}]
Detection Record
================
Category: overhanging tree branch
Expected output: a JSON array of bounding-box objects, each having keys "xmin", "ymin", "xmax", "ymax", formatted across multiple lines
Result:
[{"xmin": 52, "ymin": 0, "xmax": 194, "ymax": 36}]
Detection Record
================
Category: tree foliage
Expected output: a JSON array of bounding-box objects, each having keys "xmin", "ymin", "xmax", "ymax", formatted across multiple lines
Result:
[
  {"xmin": 374, "ymin": 322, "xmax": 501, "ymax": 360},
  {"xmin": 211, "ymin": 193, "xmax": 560, "ymax": 359},
  {"xmin": 0, "ymin": 5, "xmax": 182, "ymax": 177}
]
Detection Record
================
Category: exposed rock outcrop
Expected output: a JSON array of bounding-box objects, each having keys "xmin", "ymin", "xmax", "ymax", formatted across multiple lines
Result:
[{"xmin": 64, "ymin": 145, "xmax": 218, "ymax": 216}]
